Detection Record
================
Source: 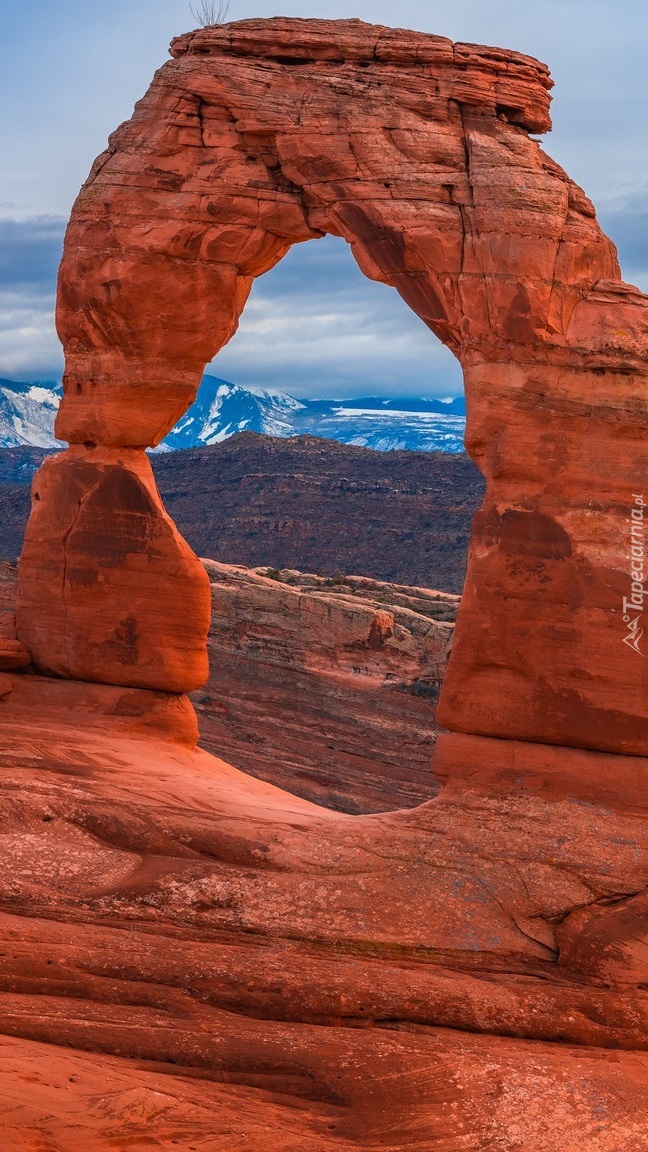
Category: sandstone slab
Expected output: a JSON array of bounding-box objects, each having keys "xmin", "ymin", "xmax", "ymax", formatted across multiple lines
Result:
[
  {"xmin": 193, "ymin": 561, "xmax": 458, "ymax": 812},
  {"xmin": 0, "ymin": 697, "xmax": 646, "ymax": 1148}
]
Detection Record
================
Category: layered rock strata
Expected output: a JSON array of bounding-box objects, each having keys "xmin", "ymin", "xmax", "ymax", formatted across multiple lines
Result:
[{"xmin": 3, "ymin": 560, "xmax": 458, "ymax": 812}]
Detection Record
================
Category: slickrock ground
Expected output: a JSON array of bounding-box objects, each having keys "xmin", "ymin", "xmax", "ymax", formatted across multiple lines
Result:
[
  {"xmin": 1, "ymin": 687, "xmax": 647, "ymax": 1150},
  {"xmin": 1, "ymin": 562, "xmax": 647, "ymax": 1148},
  {"xmin": 195, "ymin": 562, "xmax": 457, "ymax": 812}
]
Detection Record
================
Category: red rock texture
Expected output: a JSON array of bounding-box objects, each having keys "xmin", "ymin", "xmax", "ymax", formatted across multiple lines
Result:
[
  {"xmin": 1, "ymin": 672, "xmax": 199, "ymax": 747},
  {"xmin": 4, "ymin": 556, "xmax": 458, "ymax": 811},
  {"xmin": 0, "ymin": 639, "xmax": 29, "ymax": 671},
  {"xmin": 194, "ymin": 562, "xmax": 457, "ymax": 812},
  {"xmin": 0, "ymin": 690, "xmax": 647, "ymax": 1148},
  {"xmin": 7, "ymin": 15, "xmax": 648, "ymax": 1147},
  {"xmin": 17, "ymin": 447, "xmax": 210, "ymax": 692},
  {"xmin": 0, "ymin": 562, "xmax": 17, "ymax": 616},
  {"xmin": 54, "ymin": 16, "xmax": 560, "ymax": 451},
  {"xmin": 3, "ymin": 558, "xmax": 458, "ymax": 813}
]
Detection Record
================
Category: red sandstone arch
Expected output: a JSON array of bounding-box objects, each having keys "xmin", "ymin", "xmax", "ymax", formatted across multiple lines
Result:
[{"xmin": 17, "ymin": 17, "xmax": 648, "ymax": 754}]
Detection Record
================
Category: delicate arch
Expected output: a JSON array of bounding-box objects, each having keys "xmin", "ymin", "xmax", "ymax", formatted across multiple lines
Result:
[{"xmin": 18, "ymin": 18, "xmax": 648, "ymax": 754}]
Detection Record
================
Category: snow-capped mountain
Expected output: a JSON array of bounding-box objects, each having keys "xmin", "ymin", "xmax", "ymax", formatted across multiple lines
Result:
[
  {"xmin": 159, "ymin": 376, "xmax": 467, "ymax": 452},
  {"xmin": 0, "ymin": 378, "xmax": 63, "ymax": 448},
  {"xmin": 293, "ymin": 395, "xmax": 466, "ymax": 452},
  {"xmin": 0, "ymin": 374, "xmax": 466, "ymax": 454},
  {"xmin": 160, "ymin": 377, "xmax": 305, "ymax": 449}
]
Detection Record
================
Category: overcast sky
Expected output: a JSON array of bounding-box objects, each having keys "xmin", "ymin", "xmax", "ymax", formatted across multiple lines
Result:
[{"xmin": 2, "ymin": 0, "xmax": 648, "ymax": 396}]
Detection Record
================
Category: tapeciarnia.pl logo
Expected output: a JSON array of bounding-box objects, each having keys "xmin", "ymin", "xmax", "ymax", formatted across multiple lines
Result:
[{"xmin": 622, "ymin": 494, "xmax": 646, "ymax": 656}]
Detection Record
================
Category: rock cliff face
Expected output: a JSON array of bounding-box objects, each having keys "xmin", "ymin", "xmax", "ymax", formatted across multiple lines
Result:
[
  {"xmin": 5, "ymin": 16, "xmax": 648, "ymax": 1149},
  {"xmin": 195, "ymin": 562, "xmax": 457, "ymax": 812}
]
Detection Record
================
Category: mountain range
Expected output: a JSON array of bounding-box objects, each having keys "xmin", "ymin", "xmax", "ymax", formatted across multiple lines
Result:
[
  {"xmin": 0, "ymin": 378, "xmax": 62, "ymax": 448},
  {"xmin": 0, "ymin": 375, "xmax": 466, "ymax": 453}
]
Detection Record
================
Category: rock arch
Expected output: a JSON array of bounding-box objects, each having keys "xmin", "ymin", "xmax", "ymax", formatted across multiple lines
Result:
[{"xmin": 17, "ymin": 18, "xmax": 648, "ymax": 754}]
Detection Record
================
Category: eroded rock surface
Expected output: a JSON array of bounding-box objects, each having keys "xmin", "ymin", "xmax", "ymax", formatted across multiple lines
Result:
[
  {"xmin": 3, "ymin": 559, "xmax": 458, "ymax": 813},
  {"xmin": 17, "ymin": 448, "xmax": 211, "ymax": 691},
  {"xmin": 0, "ymin": 692, "xmax": 646, "ymax": 1149},
  {"xmin": 0, "ymin": 640, "xmax": 30, "ymax": 672}
]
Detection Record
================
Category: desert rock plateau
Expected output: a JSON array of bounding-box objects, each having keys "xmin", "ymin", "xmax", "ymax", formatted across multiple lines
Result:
[
  {"xmin": 0, "ymin": 434, "xmax": 485, "ymax": 591},
  {"xmin": 2, "ymin": 15, "xmax": 648, "ymax": 1151}
]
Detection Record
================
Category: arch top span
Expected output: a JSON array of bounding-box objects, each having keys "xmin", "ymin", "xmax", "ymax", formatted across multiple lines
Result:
[
  {"xmin": 54, "ymin": 16, "xmax": 619, "ymax": 451},
  {"xmin": 18, "ymin": 18, "xmax": 648, "ymax": 756},
  {"xmin": 169, "ymin": 17, "xmax": 553, "ymax": 134}
]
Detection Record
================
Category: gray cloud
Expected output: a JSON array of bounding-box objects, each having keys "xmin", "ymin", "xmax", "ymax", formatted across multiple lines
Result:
[
  {"xmin": 4, "ymin": 202, "xmax": 648, "ymax": 395},
  {"xmin": 0, "ymin": 290, "xmax": 62, "ymax": 380},
  {"xmin": 3, "ymin": 1, "xmax": 648, "ymax": 216},
  {"xmin": 212, "ymin": 236, "xmax": 463, "ymax": 398},
  {"xmin": 599, "ymin": 199, "xmax": 648, "ymax": 290},
  {"xmin": 0, "ymin": 222, "xmax": 463, "ymax": 397},
  {"xmin": 3, "ymin": 0, "xmax": 648, "ymax": 396},
  {"xmin": 0, "ymin": 217, "xmax": 65, "ymax": 294},
  {"xmin": 0, "ymin": 218, "xmax": 64, "ymax": 378}
]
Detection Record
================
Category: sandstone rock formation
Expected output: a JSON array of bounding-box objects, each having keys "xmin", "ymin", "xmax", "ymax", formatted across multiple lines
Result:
[
  {"xmin": 17, "ymin": 16, "xmax": 648, "ymax": 753},
  {"xmin": 0, "ymin": 640, "xmax": 30, "ymax": 672},
  {"xmin": 195, "ymin": 562, "xmax": 457, "ymax": 812},
  {"xmin": 6, "ymin": 15, "xmax": 648, "ymax": 1150}
]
